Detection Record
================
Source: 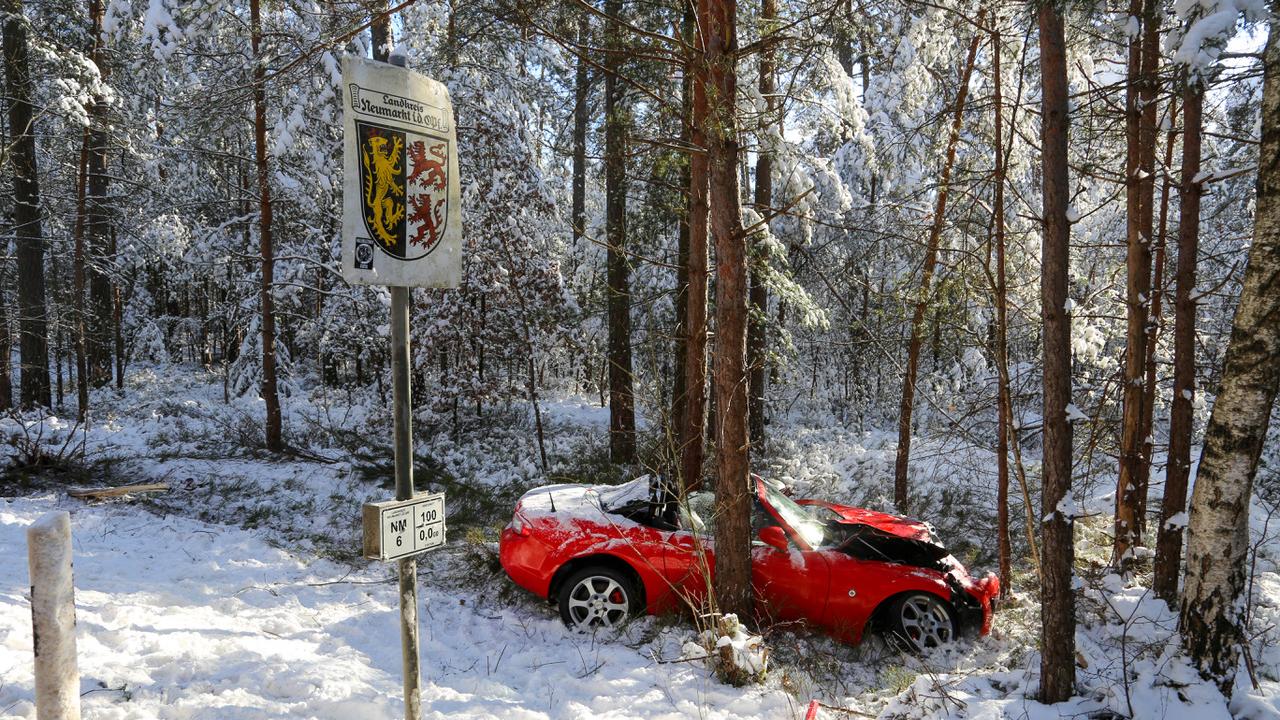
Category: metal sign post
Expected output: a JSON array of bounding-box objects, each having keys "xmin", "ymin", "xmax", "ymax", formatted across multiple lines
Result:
[
  {"xmin": 390, "ymin": 283, "xmax": 420, "ymax": 720},
  {"xmin": 343, "ymin": 50, "xmax": 460, "ymax": 720}
]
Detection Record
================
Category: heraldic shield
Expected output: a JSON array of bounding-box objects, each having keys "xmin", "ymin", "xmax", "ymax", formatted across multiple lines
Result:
[{"xmin": 357, "ymin": 120, "xmax": 450, "ymax": 261}]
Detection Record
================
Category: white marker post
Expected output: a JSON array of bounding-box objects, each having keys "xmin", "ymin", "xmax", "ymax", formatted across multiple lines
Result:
[
  {"xmin": 342, "ymin": 50, "xmax": 459, "ymax": 720},
  {"xmin": 27, "ymin": 511, "xmax": 81, "ymax": 720}
]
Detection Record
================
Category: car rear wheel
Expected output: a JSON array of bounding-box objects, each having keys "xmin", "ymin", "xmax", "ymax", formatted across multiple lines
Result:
[
  {"xmin": 557, "ymin": 567, "xmax": 639, "ymax": 631},
  {"xmin": 885, "ymin": 592, "xmax": 957, "ymax": 652}
]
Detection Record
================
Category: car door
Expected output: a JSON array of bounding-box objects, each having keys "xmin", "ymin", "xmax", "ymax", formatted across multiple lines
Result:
[
  {"xmin": 749, "ymin": 500, "xmax": 832, "ymax": 627},
  {"xmin": 817, "ymin": 553, "xmax": 884, "ymax": 642},
  {"xmin": 751, "ymin": 542, "xmax": 832, "ymax": 626}
]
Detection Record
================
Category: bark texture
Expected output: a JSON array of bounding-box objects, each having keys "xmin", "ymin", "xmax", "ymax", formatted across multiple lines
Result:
[
  {"xmin": 3, "ymin": 0, "xmax": 51, "ymax": 408},
  {"xmin": 73, "ymin": 132, "xmax": 90, "ymax": 421},
  {"xmin": 1141, "ymin": 98, "xmax": 1179, "ymax": 564},
  {"xmin": 251, "ymin": 0, "xmax": 283, "ymax": 451},
  {"xmin": 1037, "ymin": 2, "xmax": 1077, "ymax": 703},
  {"xmin": 1155, "ymin": 80, "xmax": 1202, "ymax": 604},
  {"xmin": 747, "ymin": 0, "xmax": 776, "ymax": 449},
  {"xmin": 87, "ymin": 0, "xmax": 114, "ymax": 387},
  {"xmin": 0, "ymin": 280, "xmax": 12, "ymax": 410},
  {"xmin": 1180, "ymin": 20, "xmax": 1280, "ymax": 697},
  {"xmin": 671, "ymin": 4, "xmax": 694, "ymax": 469},
  {"xmin": 604, "ymin": 0, "xmax": 636, "ymax": 464},
  {"xmin": 991, "ymin": 19, "xmax": 1011, "ymax": 596},
  {"xmin": 1115, "ymin": 0, "xmax": 1159, "ymax": 568},
  {"xmin": 680, "ymin": 22, "xmax": 710, "ymax": 496},
  {"xmin": 572, "ymin": 10, "xmax": 589, "ymax": 249},
  {"xmin": 703, "ymin": 0, "xmax": 753, "ymax": 620}
]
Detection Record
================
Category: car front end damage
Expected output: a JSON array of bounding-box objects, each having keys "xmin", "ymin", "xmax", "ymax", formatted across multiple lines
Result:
[
  {"xmin": 820, "ymin": 504, "xmax": 1001, "ymax": 637},
  {"xmin": 944, "ymin": 564, "xmax": 1001, "ymax": 635}
]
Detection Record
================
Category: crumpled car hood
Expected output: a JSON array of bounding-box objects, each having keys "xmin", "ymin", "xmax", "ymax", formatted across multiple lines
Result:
[{"xmin": 802, "ymin": 500, "xmax": 937, "ymax": 542}]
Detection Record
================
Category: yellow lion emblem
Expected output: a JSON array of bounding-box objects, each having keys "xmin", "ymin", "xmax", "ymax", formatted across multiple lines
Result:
[{"xmin": 362, "ymin": 134, "xmax": 405, "ymax": 248}]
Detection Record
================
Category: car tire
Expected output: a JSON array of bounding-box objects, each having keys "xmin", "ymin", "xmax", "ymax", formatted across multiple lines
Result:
[
  {"xmin": 884, "ymin": 592, "xmax": 957, "ymax": 652},
  {"xmin": 557, "ymin": 566, "xmax": 640, "ymax": 631}
]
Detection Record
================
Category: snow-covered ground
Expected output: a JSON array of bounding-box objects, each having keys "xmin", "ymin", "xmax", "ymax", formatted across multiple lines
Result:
[
  {"xmin": 0, "ymin": 494, "xmax": 811, "ymax": 719},
  {"xmin": 1, "ymin": 366, "xmax": 1278, "ymax": 719}
]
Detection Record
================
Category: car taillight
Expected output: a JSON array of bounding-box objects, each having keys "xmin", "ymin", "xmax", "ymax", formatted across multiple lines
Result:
[{"xmin": 511, "ymin": 511, "xmax": 531, "ymax": 536}]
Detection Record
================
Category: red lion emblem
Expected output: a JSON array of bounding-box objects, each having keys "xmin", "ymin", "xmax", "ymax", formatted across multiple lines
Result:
[{"xmin": 407, "ymin": 141, "xmax": 448, "ymax": 248}]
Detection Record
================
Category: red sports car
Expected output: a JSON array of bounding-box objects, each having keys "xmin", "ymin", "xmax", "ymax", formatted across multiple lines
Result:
[{"xmin": 499, "ymin": 475, "xmax": 999, "ymax": 651}]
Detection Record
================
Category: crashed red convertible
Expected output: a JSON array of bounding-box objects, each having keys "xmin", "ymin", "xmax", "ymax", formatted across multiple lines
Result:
[{"xmin": 500, "ymin": 475, "xmax": 999, "ymax": 651}]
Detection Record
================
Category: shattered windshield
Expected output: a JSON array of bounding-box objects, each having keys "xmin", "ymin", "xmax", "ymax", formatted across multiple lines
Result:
[{"xmin": 761, "ymin": 480, "xmax": 826, "ymax": 548}]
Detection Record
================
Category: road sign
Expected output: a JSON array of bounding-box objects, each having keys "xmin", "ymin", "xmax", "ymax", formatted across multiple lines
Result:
[
  {"xmin": 341, "ymin": 55, "xmax": 461, "ymax": 288},
  {"xmin": 362, "ymin": 493, "xmax": 447, "ymax": 561}
]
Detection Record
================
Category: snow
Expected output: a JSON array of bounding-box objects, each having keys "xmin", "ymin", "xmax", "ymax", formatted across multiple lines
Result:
[
  {"xmin": 1065, "ymin": 403, "xmax": 1090, "ymax": 423},
  {"xmin": 0, "ymin": 495, "xmax": 797, "ymax": 720},
  {"xmin": 1, "ymin": 368, "xmax": 1278, "ymax": 719}
]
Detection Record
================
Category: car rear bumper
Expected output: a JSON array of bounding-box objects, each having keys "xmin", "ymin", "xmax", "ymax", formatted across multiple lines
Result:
[{"xmin": 499, "ymin": 525, "xmax": 555, "ymax": 599}]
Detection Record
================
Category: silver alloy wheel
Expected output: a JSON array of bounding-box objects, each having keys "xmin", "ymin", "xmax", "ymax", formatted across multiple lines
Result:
[
  {"xmin": 897, "ymin": 594, "xmax": 955, "ymax": 650},
  {"xmin": 565, "ymin": 575, "xmax": 631, "ymax": 629}
]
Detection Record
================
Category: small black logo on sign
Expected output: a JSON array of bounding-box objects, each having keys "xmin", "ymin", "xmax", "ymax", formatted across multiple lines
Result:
[{"xmin": 354, "ymin": 239, "xmax": 375, "ymax": 269}]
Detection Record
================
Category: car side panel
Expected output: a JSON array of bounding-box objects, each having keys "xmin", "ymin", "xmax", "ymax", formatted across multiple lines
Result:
[
  {"xmin": 820, "ymin": 554, "xmax": 954, "ymax": 643},
  {"xmin": 657, "ymin": 530, "xmax": 714, "ymax": 614},
  {"xmin": 548, "ymin": 517, "xmax": 676, "ymax": 614},
  {"xmin": 502, "ymin": 488, "xmax": 715, "ymax": 619}
]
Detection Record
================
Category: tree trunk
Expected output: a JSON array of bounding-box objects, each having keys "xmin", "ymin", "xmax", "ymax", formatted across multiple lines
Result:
[
  {"xmin": 3, "ymin": 0, "xmax": 51, "ymax": 408},
  {"xmin": 371, "ymin": 3, "xmax": 389, "ymax": 59},
  {"xmin": 1180, "ymin": 21, "xmax": 1280, "ymax": 697},
  {"xmin": 73, "ymin": 129, "xmax": 90, "ymax": 421},
  {"xmin": 991, "ymin": 19, "xmax": 1011, "ymax": 597},
  {"xmin": 0, "ymin": 278, "xmax": 12, "ymax": 411},
  {"xmin": 572, "ymin": 9, "xmax": 589, "ymax": 251},
  {"xmin": 1038, "ymin": 1, "xmax": 1077, "ymax": 703},
  {"xmin": 747, "ymin": 0, "xmax": 776, "ymax": 450},
  {"xmin": 112, "ymin": 230, "xmax": 123, "ymax": 389},
  {"xmin": 604, "ymin": 0, "xmax": 636, "ymax": 464},
  {"xmin": 251, "ymin": 0, "xmax": 283, "ymax": 451},
  {"xmin": 1155, "ymin": 80, "xmax": 1203, "ymax": 604},
  {"xmin": 703, "ymin": 0, "xmax": 752, "ymax": 620},
  {"xmin": 892, "ymin": 24, "xmax": 981, "ymax": 513},
  {"xmin": 835, "ymin": 0, "xmax": 854, "ymax": 77},
  {"xmin": 680, "ymin": 20, "xmax": 710, "ymax": 496},
  {"xmin": 86, "ymin": 0, "xmax": 114, "ymax": 387},
  {"xmin": 1115, "ymin": 0, "xmax": 1159, "ymax": 569},
  {"xmin": 671, "ymin": 4, "xmax": 694, "ymax": 466},
  {"xmin": 1140, "ymin": 97, "xmax": 1179, "ymax": 545}
]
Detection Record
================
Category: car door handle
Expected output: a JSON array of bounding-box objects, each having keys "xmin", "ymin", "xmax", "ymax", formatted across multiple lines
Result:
[{"xmin": 671, "ymin": 536, "xmax": 696, "ymax": 550}]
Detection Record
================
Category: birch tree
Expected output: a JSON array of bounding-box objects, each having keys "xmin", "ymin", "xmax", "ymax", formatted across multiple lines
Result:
[{"xmin": 1180, "ymin": 9, "xmax": 1280, "ymax": 696}]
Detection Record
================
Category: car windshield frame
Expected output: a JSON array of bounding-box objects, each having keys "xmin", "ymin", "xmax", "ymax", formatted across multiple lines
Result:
[{"xmin": 758, "ymin": 478, "xmax": 826, "ymax": 550}]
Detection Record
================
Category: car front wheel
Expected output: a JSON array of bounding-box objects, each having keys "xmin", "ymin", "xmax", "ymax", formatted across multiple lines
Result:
[
  {"xmin": 886, "ymin": 592, "xmax": 957, "ymax": 652},
  {"xmin": 557, "ymin": 567, "xmax": 639, "ymax": 631}
]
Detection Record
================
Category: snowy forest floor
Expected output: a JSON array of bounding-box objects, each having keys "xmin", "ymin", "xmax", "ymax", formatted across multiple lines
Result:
[{"xmin": 1, "ymin": 365, "xmax": 1279, "ymax": 719}]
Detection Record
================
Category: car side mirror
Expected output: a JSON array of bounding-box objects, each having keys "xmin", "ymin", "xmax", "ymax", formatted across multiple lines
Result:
[{"xmin": 758, "ymin": 526, "xmax": 788, "ymax": 552}]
